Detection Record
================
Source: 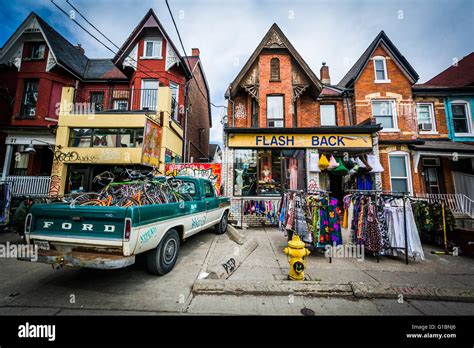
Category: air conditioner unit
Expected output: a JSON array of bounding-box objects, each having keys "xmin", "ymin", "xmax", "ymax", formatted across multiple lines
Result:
[{"xmin": 419, "ymin": 123, "xmax": 433, "ymax": 131}]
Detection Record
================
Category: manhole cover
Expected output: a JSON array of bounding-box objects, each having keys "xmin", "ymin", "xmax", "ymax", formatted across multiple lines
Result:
[{"xmin": 300, "ymin": 308, "xmax": 315, "ymax": 316}]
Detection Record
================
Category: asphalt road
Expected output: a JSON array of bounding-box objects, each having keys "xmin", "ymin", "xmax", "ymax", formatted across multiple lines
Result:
[{"xmin": 1, "ymin": 230, "xmax": 473, "ymax": 315}]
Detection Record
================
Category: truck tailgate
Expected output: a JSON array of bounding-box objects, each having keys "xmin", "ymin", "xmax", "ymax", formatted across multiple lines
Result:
[{"xmin": 28, "ymin": 203, "xmax": 128, "ymax": 244}]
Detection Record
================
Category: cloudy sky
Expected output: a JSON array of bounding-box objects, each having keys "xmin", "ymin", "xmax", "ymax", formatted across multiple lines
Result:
[{"xmin": 1, "ymin": 0, "xmax": 473, "ymax": 145}]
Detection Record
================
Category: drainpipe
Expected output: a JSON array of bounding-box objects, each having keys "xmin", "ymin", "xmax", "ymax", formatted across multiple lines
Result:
[
  {"xmin": 342, "ymin": 90, "xmax": 353, "ymax": 126},
  {"xmin": 183, "ymin": 81, "xmax": 190, "ymax": 162}
]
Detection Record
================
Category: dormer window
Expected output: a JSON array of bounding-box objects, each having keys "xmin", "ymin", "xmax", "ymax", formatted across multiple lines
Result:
[
  {"xmin": 270, "ymin": 58, "xmax": 280, "ymax": 81},
  {"xmin": 143, "ymin": 39, "xmax": 162, "ymax": 59},
  {"xmin": 30, "ymin": 43, "xmax": 45, "ymax": 59},
  {"xmin": 373, "ymin": 56, "xmax": 390, "ymax": 83}
]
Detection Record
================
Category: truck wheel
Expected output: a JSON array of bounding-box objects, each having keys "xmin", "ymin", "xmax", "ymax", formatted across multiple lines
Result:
[
  {"xmin": 146, "ymin": 229, "xmax": 180, "ymax": 276},
  {"xmin": 214, "ymin": 211, "xmax": 228, "ymax": 235}
]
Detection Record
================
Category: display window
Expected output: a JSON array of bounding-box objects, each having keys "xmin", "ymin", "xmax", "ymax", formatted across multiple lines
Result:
[{"xmin": 233, "ymin": 149, "xmax": 305, "ymax": 196}]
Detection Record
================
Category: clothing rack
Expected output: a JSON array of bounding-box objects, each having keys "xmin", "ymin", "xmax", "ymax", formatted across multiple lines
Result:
[{"xmin": 346, "ymin": 189, "xmax": 411, "ymax": 265}]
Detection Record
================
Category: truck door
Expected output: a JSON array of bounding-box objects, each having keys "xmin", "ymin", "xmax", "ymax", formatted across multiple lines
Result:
[{"xmin": 203, "ymin": 181, "xmax": 220, "ymax": 227}]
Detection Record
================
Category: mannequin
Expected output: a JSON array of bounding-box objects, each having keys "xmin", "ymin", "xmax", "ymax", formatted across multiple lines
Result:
[{"xmin": 261, "ymin": 166, "xmax": 272, "ymax": 182}]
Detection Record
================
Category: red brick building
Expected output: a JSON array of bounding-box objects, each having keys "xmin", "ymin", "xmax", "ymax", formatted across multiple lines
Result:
[
  {"xmin": 0, "ymin": 9, "xmax": 211, "ymax": 195},
  {"xmin": 221, "ymin": 24, "xmax": 472, "ymax": 226}
]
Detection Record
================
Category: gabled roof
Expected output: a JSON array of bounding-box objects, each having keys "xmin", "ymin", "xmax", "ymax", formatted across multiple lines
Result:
[
  {"xmin": 113, "ymin": 8, "xmax": 191, "ymax": 79},
  {"xmin": 0, "ymin": 12, "xmax": 126, "ymax": 81},
  {"xmin": 337, "ymin": 30, "xmax": 419, "ymax": 88},
  {"xmin": 423, "ymin": 52, "xmax": 474, "ymax": 87},
  {"xmin": 227, "ymin": 23, "xmax": 323, "ymax": 98}
]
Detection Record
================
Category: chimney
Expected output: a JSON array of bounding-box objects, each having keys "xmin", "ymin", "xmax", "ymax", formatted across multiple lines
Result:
[
  {"xmin": 75, "ymin": 43, "xmax": 85, "ymax": 55},
  {"xmin": 320, "ymin": 62, "xmax": 331, "ymax": 85},
  {"xmin": 191, "ymin": 48, "xmax": 200, "ymax": 57}
]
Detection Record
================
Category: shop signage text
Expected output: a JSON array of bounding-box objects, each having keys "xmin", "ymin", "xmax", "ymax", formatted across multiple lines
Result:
[{"xmin": 228, "ymin": 133, "xmax": 372, "ymax": 148}]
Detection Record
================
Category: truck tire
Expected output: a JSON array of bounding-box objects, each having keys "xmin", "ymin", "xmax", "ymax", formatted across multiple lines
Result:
[
  {"xmin": 146, "ymin": 229, "xmax": 180, "ymax": 276},
  {"xmin": 214, "ymin": 211, "xmax": 228, "ymax": 235}
]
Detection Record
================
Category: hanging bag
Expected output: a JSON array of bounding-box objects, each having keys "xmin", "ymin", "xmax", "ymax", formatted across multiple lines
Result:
[
  {"xmin": 318, "ymin": 154, "xmax": 330, "ymax": 171},
  {"xmin": 327, "ymin": 155, "xmax": 338, "ymax": 170},
  {"xmin": 367, "ymin": 154, "xmax": 384, "ymax": 173}
]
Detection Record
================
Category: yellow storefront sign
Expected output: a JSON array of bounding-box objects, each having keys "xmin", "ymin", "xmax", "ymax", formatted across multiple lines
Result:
[{"xmin": 228, "ymin": 133, "xmax": 373, "ymax": 148}]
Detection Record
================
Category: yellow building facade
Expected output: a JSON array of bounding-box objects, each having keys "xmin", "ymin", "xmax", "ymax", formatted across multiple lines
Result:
[{"xmin": 50, "ymin": 86, "xmax": 183, "ymax": 195}]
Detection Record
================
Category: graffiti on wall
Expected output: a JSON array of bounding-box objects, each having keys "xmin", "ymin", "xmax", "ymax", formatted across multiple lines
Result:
[
  {"xmin": 141, "ymin": 118, "xmax": 162, "ymax": 167},
  {"xmin": 165, "ymin": 163, "xmax": 222, "ymax": 195}
]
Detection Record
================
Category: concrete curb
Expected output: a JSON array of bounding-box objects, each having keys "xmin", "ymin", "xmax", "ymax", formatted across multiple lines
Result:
[
  {"xmin": 193, "ymin": 280, "xmax": 353, "ymax": 297},
  {"xmin": 206, "ymin": 237, "xmax": 259, "ymax": 279},
  {"xmin": 350, "ymin": 281, "xmax": 474, "ymax": 302},
  {"xmin": 192, "ymin": 280, "xmax": 474, "ymax": 302},
  {"xmin": 226, "ymin": 225, "xmax": 247, "ymax": 245}
]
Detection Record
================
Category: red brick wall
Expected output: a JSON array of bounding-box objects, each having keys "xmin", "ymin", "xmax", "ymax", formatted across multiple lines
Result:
[
  {"xmin": 380, "ymin": 149, "xmax": 423, "ymax": 194},
  {"xmin": 186, "ymin": 61, "xmax": 211, "ymax": 162},
  {"xmin": 353, "ymin": 45, "xmax": 416, "ymax": 141},
  {"xmin": 298, "ymin": 96, "xmax": 345, "ymax": 127},
  {"xmin": 413, "ymin": 97, "xmax": 449, "ymax": 139},
  {"xmin": 258, "ymin": 53, "xmax": 293, "ymax": 127}
]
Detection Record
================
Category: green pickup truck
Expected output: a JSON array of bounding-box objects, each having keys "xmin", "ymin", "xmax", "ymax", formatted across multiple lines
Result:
[{"xmin": 21, "ymin": 177, "xmax": 230, "ymax": 275}]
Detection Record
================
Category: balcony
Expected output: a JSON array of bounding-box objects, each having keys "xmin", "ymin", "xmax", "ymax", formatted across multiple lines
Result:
[{"xmin": 73, "ymin": 87, "xmax": 159, "ymax": 113}]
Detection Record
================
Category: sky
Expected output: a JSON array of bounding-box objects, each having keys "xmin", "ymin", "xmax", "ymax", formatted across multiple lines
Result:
[{"xmin": 1, "ymin": 0, "xmax": 473, "ymax": 146}]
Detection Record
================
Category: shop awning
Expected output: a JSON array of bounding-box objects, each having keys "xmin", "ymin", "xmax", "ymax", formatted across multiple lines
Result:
[{"xmin": 410, "ymin": 140, "xmax": 474, "ymax": 173}]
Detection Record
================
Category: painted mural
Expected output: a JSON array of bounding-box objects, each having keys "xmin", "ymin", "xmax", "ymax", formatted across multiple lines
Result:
[
  {"xmin": 165, "ymin": 163, "xmax": 222, "ymax": 195},
  {"xmin": 141, "ymin": 119, "xmax": 162, "ymax": 166}
]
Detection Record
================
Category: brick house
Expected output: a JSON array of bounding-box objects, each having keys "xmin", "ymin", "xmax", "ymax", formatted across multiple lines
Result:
[
  {"xmin": 411, "ymin": 52, "xmax": 474, "ymax": 205},
  {"xmin": 183, "ymin": 48, "xmax": 212, "ymax": 162},
  {"xmin": 222, "ymin": 24, "xmax": 381, "ymax": 226},
  {"xmin": 0, "ymin": 9, "xmax": 212, "ymax": 196}
]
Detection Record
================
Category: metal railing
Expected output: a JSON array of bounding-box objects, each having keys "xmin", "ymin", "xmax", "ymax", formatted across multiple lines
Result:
[
  {"xmin": 415, "ymin": 193, "xmax": 474, "ymax": 218},
  {"xmin": 73, "ymin": 87, "xmax": 159, "ymax": 113},
  {"xmin": 6, "ymin": 176, "xmax": 51, "ymax": 197}
]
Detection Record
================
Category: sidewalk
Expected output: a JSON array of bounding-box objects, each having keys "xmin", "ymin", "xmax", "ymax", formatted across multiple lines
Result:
[{"xmin": 200, "ymin": 227, "xmax": 474, "ymax": 303}]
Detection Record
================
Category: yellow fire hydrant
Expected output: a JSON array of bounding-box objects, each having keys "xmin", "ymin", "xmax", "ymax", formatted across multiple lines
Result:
[{"xmin": 283, "ymin": 234, "xmax": 310, "ymax": 281}]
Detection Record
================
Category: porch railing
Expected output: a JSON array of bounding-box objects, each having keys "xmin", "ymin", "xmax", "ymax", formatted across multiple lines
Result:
[
  {"xmin": 415, "ymin": 193, "xmax": 474, "ymax": 219},
  {"xmin": 6, "ymin": 176, "xmax": 51, "ymax": 197},
  {"xmin": 73, "ymin": 87, "xmax": 159, "ymax": 113}
]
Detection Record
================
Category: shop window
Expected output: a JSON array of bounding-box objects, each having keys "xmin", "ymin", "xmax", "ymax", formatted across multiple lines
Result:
[
  {"xmin": 451, "ymin": 101, "xmax": 472, "ymax": 135},
  {"xmin": 270, "ymin": 58, "xmax": 280, "ymax": 81},
  {"xmin": 20, "ymin": 80, "xmax": 39, "ymax": 118},
  {"xmin": 320, "ymin": 104, "xmax": 336, "ymax": 126},
  {"xmin": 170, "ymin": 82, "xmax": 179, "ymax": 122},
  {"xmin": 69, "ymin": 128, "xmax": 143, "ymax": 148},
  {"xmin": 416, "ymin": 103, "xmax": 435, "ymax": 132},
  {"xmin": 267, "ymin": 95, "xmax": 284, "ymax": 127},
  {"xmin": 69, "ymin": 128, "xmax": 92, "ymax": 147},
  {"xmin": 373, "ymin": 56, "xmax": 389, "ymax": 82},
  {"xmin": 388, "ymin": 152, "xmax": 412, "ymax": 194},
  {"xmin": 30, "ymin": 42, "xmax": 45, "ymax": 59},
  {"xmin": 233, "ymin": 149, "xmax": 304, "ymax": 196},
  {"xmin": 372, "ymin": 100, "xmax": 397, "ymax": 131}
]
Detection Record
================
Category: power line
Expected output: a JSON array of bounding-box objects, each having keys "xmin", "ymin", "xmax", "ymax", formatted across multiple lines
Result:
[
  {"xmin": 165, "ymin": 0, "xmax": 219, "ymax": 108},
  {"xmin": 66, "ymin": 0, "xmax": 186, "ymax": 85},
  {"xmin": 51, "ymin": 0, "xmax": 184, "ymax": 87}
]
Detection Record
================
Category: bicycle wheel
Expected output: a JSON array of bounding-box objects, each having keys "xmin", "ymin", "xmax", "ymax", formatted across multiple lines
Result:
[
  {"xmin": 117, "ymin": 197, "xmax": 140, "ymax": 207},
  {"xmin": 80, "ymin": 199, "xmax": 105, "ymax": 206}
]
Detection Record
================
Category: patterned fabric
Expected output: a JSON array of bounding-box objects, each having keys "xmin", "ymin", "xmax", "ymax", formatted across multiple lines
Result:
[{"xmin": 365, "ymin": 198, "xmax": 383, "ymax": 252}]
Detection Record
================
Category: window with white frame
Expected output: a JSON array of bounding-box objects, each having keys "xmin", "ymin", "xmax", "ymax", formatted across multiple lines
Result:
[
  {"xmin": 388, "ymin": 152, "xmax": 412, "ymax": 194},
  {"xmin": 267, "ymin": 95, "xmax": 284, "ymax": 127},
  {"xmin": 416, "ymin": 103, "xmax": 436, "ymax": 132},
  {"xmin": 373, "ymin": 56, "xmax": 389, "ymax": 82},
  {"xmin": 372, "ymin": 100, "xmax": 397, "ymax": 130},
  {"xmin": 320, "ymin": 104, "xmax": 336, "ymax": 126},
  {"xmin": 451, "ymin": 100, "xmax": 472, "ymax": 135},
  {"xmin": 143, "ymin": 39, "xmax": 162, "ymax": 58},
  {"xmin": 170, "ymin": 82, "xmax": 179, "ymax": 121}
]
